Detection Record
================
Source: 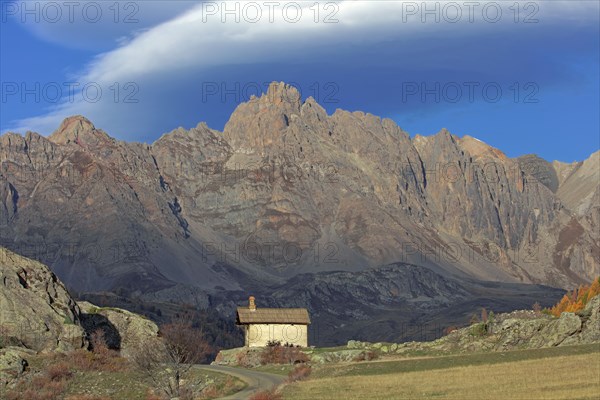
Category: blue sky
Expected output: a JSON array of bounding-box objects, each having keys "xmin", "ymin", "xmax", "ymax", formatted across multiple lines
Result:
[{"xmin": 1, "ymin": 0, "xmax": 598, "ymax": 162}]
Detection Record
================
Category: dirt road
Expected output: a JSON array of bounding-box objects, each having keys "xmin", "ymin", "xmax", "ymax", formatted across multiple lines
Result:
[{"xmin": 198, "ymin": 365, "xmax": 286, "ymax": 399}]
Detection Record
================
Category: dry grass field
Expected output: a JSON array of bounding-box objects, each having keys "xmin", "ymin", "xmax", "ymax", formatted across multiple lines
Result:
[{"xmin": 283, "ymin": 345, "xmax": 600, "ymax": 400}]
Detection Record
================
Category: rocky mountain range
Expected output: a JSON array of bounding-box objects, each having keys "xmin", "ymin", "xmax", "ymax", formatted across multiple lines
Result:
[{"xmin": 1, "ymin": 82, "xmax": 598, "ymax": 344}]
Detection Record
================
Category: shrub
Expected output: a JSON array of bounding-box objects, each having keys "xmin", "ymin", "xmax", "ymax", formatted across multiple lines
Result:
[
  {"xmin": 468, "ymin": 308, "xmax": 495, "ymax": 336},
  {"xmin": 6, "ymin": 374, "xmax": 67, "ymax": 400},
  {"xmin": 352, "ymin": 350, "xmax": 378, "ymax": 362},
  {"xmin": 70, "ymin": 347, "xmax": 127, "ymax": 372},
  {"xmin": 201, "ymin": 384, "xmax": 219, "ymax": 398},
  {"xmin": 480, "ymin": 308, "xmax": 488, "ymax": 323},
  {"xmin": 443, "ymin": 326, "xmax": 458, "ymax": 336},
  {"xmin": 470, "ymin": 322, "xmax": 488, "ymax": 337},
  {"xmin": 177, "ymin": 387, "xmax": 195, "ymax": 400},
  {"xmin": 90, "ymin": 329, "xmax": 109, "ymax": 353},
  {"xmin": 235, "ymin": 350, "xmax": 253, "ymax": 368},
  {"xmin": 287, "ymin": 365, "xmax": 311, "ymax": 382},
  {"xmin": 260, "ymin": 344, "xmax": 309, "ymax": 365},
  {"xmin": 6, "ymin": 340, "xmax": 126, "ymax": 400},
  {"xmin": 249, "ymin": 389, "xmax": 283, "ymax": 400},
  {"xmin": 7, "ymin": 387, "xmax": 64, "ymax": 400},
  {"xmin": 469, "ymin": 313, "xmax": 480, "ymax": 325},
  {"xmin": 219, "ymin": 376, "xmax": 239, "ymax": 394},
  {"xmin": 70, "ymin": 349, "xmax": 95, "ymax": 370},
  {"xmin": 46, "ymin": 362, "xmax": 73, "ymax": 381},
  {"xmin": 144, "ymin": 391, "xmax": 165, "ymax": 400},
  {"xmin": 488, "ymin": 311, "xmax": 495, "ymax": 331}
]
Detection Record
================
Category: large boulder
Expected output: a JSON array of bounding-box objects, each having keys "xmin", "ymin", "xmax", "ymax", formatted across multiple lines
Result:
[
  {"xmin": 212, "ymin": 347, "xmax": 264, "ymax": 367},
  {"xmin": 531, "ymin": 312, "xmax": 582, "ymax": 347},
  {"xmin": 564, "ymin": 295, "xmax": 600, "ymax": 345},
  {"xmin": 580, "ymin": 295, "xmax": 600, "ymax": 342},
  {"xmin": 495, "ymin": 317, "xmax": 549, "ymax": 348},
  {"xmin": 78, "ymin": 301, "xmax": 159, "ymax": 359},
  {"xmin": 0, "ymin": 247, "xmax": 86, "ymax": 352}
]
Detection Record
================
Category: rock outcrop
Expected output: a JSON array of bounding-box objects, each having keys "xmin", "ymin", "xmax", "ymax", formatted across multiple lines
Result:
[
  {"xmin": 0, "ymin": 247, "xmax": 160, "ymax": 362},
  {"xmin": 0, "ymin": 247, "xmax": 86, "ymax": 352},
  {"xmin": 347, "ymin": 294, "xmax": 600, "ymax": 354},
  {"xmin": 78, "ymin": 301, "xmax": 159, "ymax": 359},
  {"xmin": 517, "ymin": 154, "xmax": 559, "ymax": 193}
]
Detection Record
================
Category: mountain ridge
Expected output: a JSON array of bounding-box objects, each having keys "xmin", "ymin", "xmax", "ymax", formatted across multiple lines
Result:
[{"xmin": 1, "ymin": 82, "xmax": 598, "ymax": 303}]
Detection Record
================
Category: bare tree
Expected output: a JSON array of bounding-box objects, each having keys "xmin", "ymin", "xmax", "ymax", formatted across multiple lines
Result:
[{"xmin": 132, "ymin": 319, "xmax": 211, "ymax": 398}]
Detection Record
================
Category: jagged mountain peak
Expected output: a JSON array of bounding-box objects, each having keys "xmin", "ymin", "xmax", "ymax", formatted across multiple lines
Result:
[
  {"xmin": 155, "ymin": 121, "xmax": 217, "ymax": 142},
  {"xmin": 49, "ymin": 115, "xmax": 112, "ymax": 147},
  {"xmin": 264, "ymin": 81, "xmax": 302, "ymax": 109},
  {"xmin": 223, "ymin": 82, "xmax": 307, "ymax": 153}
]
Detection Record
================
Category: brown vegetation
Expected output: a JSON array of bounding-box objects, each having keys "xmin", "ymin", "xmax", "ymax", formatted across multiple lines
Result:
[
  {"xmin": 143, "ymin": 391, "xmax": 165, "ymax": 400},
  {"xmin": 287, "ymin": 365, "xmax": 312, "ymax": 383},
  {"xmin": 199, "ymin": 375, "xmax": 240, "ymax": 399},
  {"xmin": 352, "ymin": 351, "xmax": 378, "ymax": 362},
  {"xmin": 260, "ymin": 342, "xmax": 309, "ymax": 365},
  {"xmin": 46, "ymin": 361, "xmax": 73, "ymax": 381},
  {"xmin": 235, "ymin": 350, "xmax": 254, "ymax": 368},
  {"xmin": 5, "ymin": 329, "xmax": 127, "ymax": 400},
  {"xmin": 249, "ymin": 389, "xmax": 283, "ymax": 400},
  {"xmin": 443, "ymin": 326, "xmax": 458, "ymax": 336}
]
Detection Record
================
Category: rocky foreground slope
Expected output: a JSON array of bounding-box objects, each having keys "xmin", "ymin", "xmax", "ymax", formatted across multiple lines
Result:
[{"xmin": 0, "ymin": 246, "xmax": 158, "ymax": 379}]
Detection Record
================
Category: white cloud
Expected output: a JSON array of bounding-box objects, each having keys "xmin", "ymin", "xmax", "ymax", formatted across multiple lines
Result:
[
  {"xmin": 8, "ymin": 0, "xmax": 199, "ymax": 50},
  {"xmin": 4, "ymin": 0, "xmax": 598, "ymax": 138}
]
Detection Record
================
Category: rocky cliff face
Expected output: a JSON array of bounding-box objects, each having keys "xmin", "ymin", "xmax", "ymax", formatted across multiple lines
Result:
[
  {"xmin": 0, "ymin": 118, "xmax": 252, "ymax": 294},
  {"xmin": 0, "ymin": 82, "xmax": 598, "ymax": 304}
]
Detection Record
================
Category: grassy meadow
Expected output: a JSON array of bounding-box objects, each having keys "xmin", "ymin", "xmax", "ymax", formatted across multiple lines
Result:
[{"xmin": 282, "ymin": 344, "xmax": 600, "ymax": 400}]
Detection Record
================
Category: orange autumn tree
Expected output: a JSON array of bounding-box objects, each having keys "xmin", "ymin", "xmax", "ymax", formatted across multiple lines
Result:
[{"xmin": 548, "ymin": 277, "xmax": 600, "ymax": 317}]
